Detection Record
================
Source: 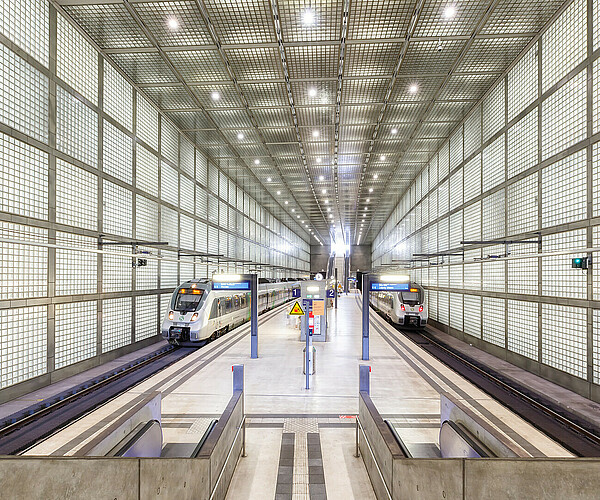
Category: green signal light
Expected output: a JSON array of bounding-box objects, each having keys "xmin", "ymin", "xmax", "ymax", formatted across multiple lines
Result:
[{"xmin": 572, "ymin": 257, "xmax": 588, "ymax": 269}]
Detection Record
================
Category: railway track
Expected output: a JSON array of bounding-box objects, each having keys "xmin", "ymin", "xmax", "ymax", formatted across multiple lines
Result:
[
  {"xmin": 395, "ymin": 322, "xmax": 600, "ymax": 456},
  {"xmin": 0, "ymin": 345, "xmax": 195, "ymax": 455},
  {"xmin": 361, "ymin": 294, "xmax": 600, "ymax": 457}
]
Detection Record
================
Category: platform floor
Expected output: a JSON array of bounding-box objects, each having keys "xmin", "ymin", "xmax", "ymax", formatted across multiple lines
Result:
[{"xmin": 23, "ymin": 293, "xmax": 573, "ymax": 498}]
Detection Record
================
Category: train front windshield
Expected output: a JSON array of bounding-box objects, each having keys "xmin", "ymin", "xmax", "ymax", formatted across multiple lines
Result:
[
  {"xmin": 400, "ymin": 289, "xmax": 422, "ymax": 305},
  {"xmin": 173, "ymin": 289, "xmax": 205, "ymax": 312}
]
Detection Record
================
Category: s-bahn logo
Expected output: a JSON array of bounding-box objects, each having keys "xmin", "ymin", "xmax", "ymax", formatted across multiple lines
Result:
[{"xmin": 179, "ymin": 315, "xmax": 185, "ymax": 321}]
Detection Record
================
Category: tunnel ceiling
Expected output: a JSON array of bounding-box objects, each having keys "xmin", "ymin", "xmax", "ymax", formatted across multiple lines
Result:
[{"xmin": 58, "ymin": 0, "xmax": 567, "ymax": 246}]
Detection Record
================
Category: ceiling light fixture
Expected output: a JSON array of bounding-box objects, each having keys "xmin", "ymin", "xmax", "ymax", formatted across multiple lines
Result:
[
  {"xmin": 373, "ymin": 174, "xmax": 379, "ymax": 179},
  {"xmin": 167, "ymin": 18, "xmax": 179, "ymax": 30},
  {"xmin": 254, "ymin": 159, "xmax": 260, "ymax": 165},
  {"xmin": 312, "ymin": 129, "xmax": 320, "ymax": 138},
  {"xmin": 237, "ymin": 132, "xmax": 244, "ymax": 140},
  {"xmin": 366, "ymin": 198, "xmax": 370, "ymax": 202},
  {"xmin": 285, "ymin": 201, "xmax": 289, "ymax": 205},
  {"xmin": 369, "ymin": 188, "xmax": 373, "ymax": 193},
  {"xmin": 391, "ymin": 128, "xmax": 398, "ymax": 135},
  {"xmin": 444, "ymin": 5, "xmax": 456, "ymax": 18},
  {"xmin": 308, "ymin": 87, "xmax": 317, "ymax": 97},
  {"xmin": 362, "ymin": 214, "xmax": 366, "ymax": 217},
  {"xmin": 292, "ymin": 208, "xmax": 295, "ymax": 212},
  {"xmin": 324, "ymin": 199, "xmax": 329, "ymax": 204},
  {"xmin": 266, "ymin": 177, "xmax": 272, "ymax": 182},
  {"xmin": 322, "ymin": 189, "xmax": 327, "ymax": 194},
  {"xmin": 211, "ymin": 91, "xmax": 220, "ymax": 100},
  {"xmin": 277, "ymin": 191, "xmax": 281, "ymax": 195},
  {"xmin": 380, "ymin": 155, "xmax": 386, "ymax": 161},
  {"xmin": 409, "ymin": 84, "xmax": 418, "ymax": 94},
  {"xmin": 302, "ymin": 8, "xmax": 316, "ymax": 26},
  {"xmin": 318, "ymin": 175, "xmax": 324, "ymax": 181},
  {"xmin": 316, "ymin": 157, "xmax": 322, "ymax": 163},
  {"xmin": 327, "ymin": 207, "xmax": 331, "ymax": 212}
]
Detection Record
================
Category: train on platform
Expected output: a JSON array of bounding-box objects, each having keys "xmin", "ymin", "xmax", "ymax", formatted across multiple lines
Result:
[
  {"xmin": 370, "ymin": 283, "xmax": 428, "ymax": 328},
  {"xmin": 161, "ymin": 278, "xmax": 300, "ymax": 346}
]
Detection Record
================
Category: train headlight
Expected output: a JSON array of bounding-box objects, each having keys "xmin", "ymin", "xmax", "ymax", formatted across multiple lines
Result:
[
  {"xmin": 191, "ymin": 313, "xmax": 198, "ymax": 321},
  {"xmin": 168, "ymin": 311, "xmax": 174, "ymax": 320}
]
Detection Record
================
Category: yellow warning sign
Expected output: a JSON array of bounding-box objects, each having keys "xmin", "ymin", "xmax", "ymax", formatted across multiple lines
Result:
[{"xmin": 289, "ymin": 301, "xmax": 305, "ymax": 316}]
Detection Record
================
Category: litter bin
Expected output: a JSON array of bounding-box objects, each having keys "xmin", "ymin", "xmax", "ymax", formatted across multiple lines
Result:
[{"xmin": 302, "ymin": 346, "xmax": 316, "ymax": 375}]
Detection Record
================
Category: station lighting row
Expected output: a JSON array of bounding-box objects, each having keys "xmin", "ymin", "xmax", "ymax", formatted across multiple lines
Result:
[{"xmin": 165, "ymin": 4, "xmax": 458, "ymax": 247}]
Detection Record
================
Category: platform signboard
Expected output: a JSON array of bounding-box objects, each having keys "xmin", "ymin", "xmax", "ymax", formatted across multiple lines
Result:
[
  {"xmin": 312, "ymin": 299, "xmax": 325, "ymax": 316},
  {"xmin": 213, "ymin": 274, "xmax": 258, "ymax": 358},
  {"xmin": 326, "ymin": 289, "xmax": 335, "ymax": 299},
  {"xmin": 369, "ymin": 282, "xmax": 409, "ymax": 291}
]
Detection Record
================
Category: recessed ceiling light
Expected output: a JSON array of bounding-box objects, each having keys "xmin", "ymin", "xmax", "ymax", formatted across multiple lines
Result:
[
  {"xmin": 211, "ymin": 91, "xmax": 220, "ymax": 100},
  {"xmin": 237, "ymin": 132, "xmax": 244, "ymax": 140},
  {"xmin": 324, "ymin": 199, "xmax": 329, "ymax": 204},
  {"xmin": 266, "ymin": 177, "xmax": 272, "ymax": 182},
  {"xmin": 316, "ymin": 157, "xmax": 322, "ymax": 163},
  {"xmin": 380, "ymin": 155, "xmax": 386, "ymax": 161},
  {"xmin": 444, "ymin": 5, "xmax": 456, "ymax": 18},
  {"xmin": 302, "ymin": 8, "xmax": 315, "ymax": 26},
  {"xmin": 391, "ymin": 128, "xmax": 398, "ymax": 135},
  {"xmin": 366, "ymin": 198, "xmax": 370, "ymax": 202},
  {"xmin": 409, "ymin": 84, "xmax": 418, "ymax": 94},
  {"xmin": 277, "ymin": 190, "xmax": 281, "ymax": 195},
  {"xmin": 362, "ymin": 214, "xmax": 366, "ymax": 217},
  {"xmin": 373, "ymin": 174, "xmax": 379, "ymax": 179},
  {"xmin": 305, "ymin": 225, "xmax": 309, "ymax": 228},
  {"xmin": 322, "ymin": 189, "xmax": 327, "ymax": 194},
  {"xmin": 319, "ymin": 175, "xmax": 324, "ymax": 181},
  {"xmin": 167, "ymin": 18, "xmax": 179, "ymax": 30},
  {"xmin": 329, "ymin": 214, "xmax": 333, "ymax": 218},
  {"xmin": 285, "ymin": 201, "xmax": 289, "ymax": 205},
  {"xmin": 297, "ymin": 215, "xmax": 300, "ymax": 218},
  {"xmin": 312, "ymin": 129, "xmax": 320, "ymax": 138},
  {"xmin": 254, "ymin": 159, "xmax": 260, "ymax": 165},
  {"xmin": 327, "ymin": 207, "xmax": 331, "ymax": 212},
  {"xmin": 302, "ymin": 220, "xmax": 305, "ymax": 223},
  {"xmin": 308, "ymin": 87, "xmax": 317, "ymax": 97},
  {"xmin": 369, "ymin": 188, "xmax": 373, "ymax": 193}
]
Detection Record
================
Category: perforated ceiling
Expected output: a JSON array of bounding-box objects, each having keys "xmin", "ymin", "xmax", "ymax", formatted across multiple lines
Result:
[{"xmin": 59, "ymin": 0, "xmax": 567, "ymax": 245}]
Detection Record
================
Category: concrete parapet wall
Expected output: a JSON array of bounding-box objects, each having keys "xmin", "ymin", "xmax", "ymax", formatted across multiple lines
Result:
[{"xmin": 359, "ymin": 393, "xmax": 600, "ymax": 500}]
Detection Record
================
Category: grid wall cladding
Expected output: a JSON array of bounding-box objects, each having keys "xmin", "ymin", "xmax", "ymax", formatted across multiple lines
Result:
[
  {"xmin": 0, "ymin": 132, "xmax": 48, "ymax": 219},
  {"xmin": 55, "ymin": 301, "xmax": 97, "ymax": 369},
  {"xmin": 0, "ymin": 306, "xmax": 47, "ymax": 389},
  {"xmin": 373, "ymin": 0, "xmax": 600, "ymax": 392},
  {"xmin": 102, "ymin": 297, "xmax": 131, "ymax": 353},
  {"xmin": 0, "ymin": 43, "xmax": 48, "ymax": 143},
  {"xmin": 0, "ymin": 7, "xmax": 309, "ymax": 391}
]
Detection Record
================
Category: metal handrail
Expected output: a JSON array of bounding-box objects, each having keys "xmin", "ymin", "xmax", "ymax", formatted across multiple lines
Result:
[
  {"xmin": 191, "ymin": 419, "xmax": 219, "ymax": 458},
  {"xmin": 356, "ymin": 417, "xmax": 393, "ymax": 500},
  {"xmin": 208, "ymin": 415, "xmax": 246, "ymax": 500}
]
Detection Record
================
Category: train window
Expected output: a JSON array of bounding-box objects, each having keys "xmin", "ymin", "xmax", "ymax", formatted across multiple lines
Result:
[
  {"xmin": 400, "ymin": 291, "xmax": 420, "ymax": 304},
  {"xmin": 233, "ymin": 295, "xmax": 240, "ymax": 310},
  {"xmin": 173, "ymin": 288, "xmax": 205, "ymax": 312},
  {"xmin": 210, "ymin": 300, "xmax": 219, "ymax": 319}
]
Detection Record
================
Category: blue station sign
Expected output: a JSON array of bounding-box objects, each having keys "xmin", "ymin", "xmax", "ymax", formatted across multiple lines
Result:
[
  {"xmin": 369, "ymin": 282, "xmax": 409, "ymax": 291},
  {"xmin": 212, "ymin": 281, "xmax": 250, "ymax": 290}
]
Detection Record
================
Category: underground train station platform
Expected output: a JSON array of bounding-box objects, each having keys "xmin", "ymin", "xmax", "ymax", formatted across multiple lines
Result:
[{"xmin": 3, "ymin": 293, "xmax": 600, "ymax": 499}]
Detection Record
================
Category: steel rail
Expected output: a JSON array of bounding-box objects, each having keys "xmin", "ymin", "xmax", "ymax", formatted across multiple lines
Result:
[{"xmin": 0, "ymin": 347, "xmax": 193, "ymax": 455}]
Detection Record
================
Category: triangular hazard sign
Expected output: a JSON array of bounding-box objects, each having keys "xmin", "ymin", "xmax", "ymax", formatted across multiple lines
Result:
[{"xmin": 289, "ymin": 301, "xmax": 305, "ymax": 316}]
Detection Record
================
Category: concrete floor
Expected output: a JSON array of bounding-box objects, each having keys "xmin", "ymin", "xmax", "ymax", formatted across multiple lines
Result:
[{"xmin": 24, "ymin": 293, "xmax": 574, "ymax": 498}]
